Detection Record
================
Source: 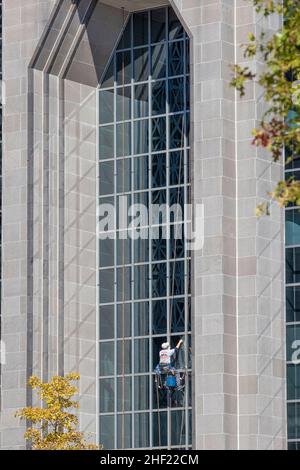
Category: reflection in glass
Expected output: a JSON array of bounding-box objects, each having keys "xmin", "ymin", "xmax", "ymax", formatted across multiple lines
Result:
[
  {"xmin": 100, "ymin": 268, "xmax": 114, "ymax": 303},
  {"xmin": 134, "ymin": 47, "xmax": 149, "ymax": 82},
  {"xmin": 134, "ymin": 375, "xmax": 149, "ymax": 410},
  {"xmin": 168, "ymin": 6, "xmax": 184, "ymax": 40},
  {"xmin": 134, "ymin": 338, "xmax": 149, "ymax": 373},
  {"xmin": 117, "ymin": 237, "xmax": 131, "ymax": 265},
  {"xmin": 117, "ymin": 267, "xmax": 132, "ymax": 301},
  {"xmin": 117, "ymin": 158, "xmax": 131, "ymax": 193},
  {"xmin": 152, "ymin": 44, "xmax": 166, "ymax": 79},
  {"xmin": 152, "ymin": 263, "xmax": 167, "ymax": 298},
  {"xmin": 134, "ymin": 302, "xmax": 149, "ymax": 336},
  {"xmin": 117, "ymin": 414, "xmax": 132, "ymax": 449},
  {"xmin": 133, "ymin": 12, "xmax": 149, "ymax": 47},
  {"xmin": 151, "ymin": 8, "xmax": 166, "ymax": 43},
  {"xmin": 117, "ymin": 303, "xmax": 131, "ymax": 338},
  {"xmin": 286, "ymin": 246, "xmax": 300, "ymax": 284},
  {"xmin": 170, "ymin": 151, "xmax": 184, "ymax": 186},
  {"xmin": 116, "ymin": 87, "xmax": 131, "ymax": 122},
  {"xmin": 117, "ymin": 340, "xmax": 132, "ymax": 374},
  {"xmin": 100, "ymin": 378, "xmax": 114, "ymax": 412},
  {"xmin": 117, "ymin": 376, "xmax": 132, "ymax": 411},
  {"xmin": 152, "ymin": 117, "xmax": 166, "ymax": 151},
  {"xmin": 99, "ymin": 89, "xmax": 114, "ymax": 124},
  {"xmin": 117, "ymin": 122, "xmax": 131, "ymax": 157},
  {"xmin": 134, "ymin": 413, "xmax": 150, "ymax": 448},
  {"xmin": 100, "ymin": 160, "xmax": 114, "ymax": 196},
  {"xmin": 152, "ymin": 153, "xmax": 166, "ymax": 188},
  {"xmin": 286, "ymin": 286, "xmax": 300, "ymax": 323},
  {"xmin": 152, "ymin": 299, "xmax": 167, "ymax": 335},
  {"xmin": 170, "ymin": 114, "xmax": 185, "ymax": 149},
  {"xmin": 169, "ymin": 41, "xmax": 184, "ymax": 76},
  {"xmin": 100, "ymin": 415, "xmax": 115, "ymax": 450},
  {"xmin": 116, "ymin": 50, "xmax": 131, "ymax": 85},
  {"xmin": 134, "ymin": 83, "xmax": 149, "ymax": 118},
  {"xmin": 134, "ymin": 264, "xmax": 149, "ymax": 300},
  {"xmin": 100, "ymin": 341, "xmax": 114, "ymax": 376},
  {"xmin": 152, "ymin": 81, "xmax": 166, "ymax": 116},
  {"xmin": 100, "ymin": 125, "xmax": 114, "ymax": 160},
  {"xmin": 134, "ymin": 119, "xmax": 149, "ymax": 155},
  {"xmin": 169, "ymin": 77, "xmax": 184, "ymax": 113},
  {"xmin": 100, "ymin": 305, "xmax": 114, "ymax": 340},
  {"xmin": 134, "ymin": 155, "xmax": 149, "ymax": 190}
]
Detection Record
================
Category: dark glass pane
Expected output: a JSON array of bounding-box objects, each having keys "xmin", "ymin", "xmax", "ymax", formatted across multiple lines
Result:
[
  {"xmin": 152, "ymin": 299, "xmax": 167, "ymax": 335},
  {"xmin": 152, "ymin": 263, "xmax": 167, "ymax": 297},
  {"xmin": 117, "ymin": 414, "xmax": 132, "ymax": 449},
  {"xmin": 152, "ymin": 235, "xmax": 167, "ymax": 261},
  {"xmin": 151, "ymin": 8, "xmax": 166, "ymax": 43},
  {"xmin": 117, "ymin": 237, "xmax": 131, "ymax": 265},
  {"xmin": 168, "ymin": 7, "xmax": 184, "ymax": 40},
  {"xmin": 134, "ymin": 155, "xmax": 149, "ymax": 190},
  {"xmin": 152, "ymin": 117, "xmax": 166, "ymax": 151},
  {"xmin": 170, "ymin": 150, "xmax": 184, "ymax": 186},
  {"xmin": 99, "ymin": 160, "xmax": 114, "ymax": 196},
  {"xmin": 287, "ymin": 364, "xmax": 300, "ymax": 400},
  {"xmin": 152, "ymin": 189, "xmax": 167, "ymax": 205},
  {"xmin": 100, "ymin": 378, "xmax": 114, "ymax": 412},
  {"xmin": 287, "ymin": 403, "xmax": 300, "ymax": 440},
  {"xmin": 100, "ymin": 415, "xmax": 115, "ymax": 450},
  {"xmin": 134, "ymin": 83, "xmax": 149, "ymax": 118},
  {"xmin": 169, "ymin": 260, "xmax": 185, "ymax": 296},
  {"xmin": 100, "ymin": 341, "xmax": 114, "ymax": 376},
  {"xmin": 100, "ymin": 125, "xmax": 114, "ymax": 160},
  {"xmin": 286, "ymin": 247, "xmax": 300, "ymax": 284},
  {"xmin": 134, "ymin": 338, "xmax": 149, "ymax": 373},
  {"xmin": 117, "ymin": 339, "xmax": 132, "ymax": 374},
  {"xmin": 134, "ymin": 413, "xmax": 150, "ymax": 448},
  {"xmin": 133, "ymin": 12, "xmax": 149, "ymax": 47},
  {"xmin": 134, "ymin": 301, "xmax": 149, "ymax": 336},
  {"xmin": 100, "ymin": 268, "xmax": 114, "ymax": 303},
  {"xmin": 117, "ymin": 303, "xmax": 131, "ymax": 338},
  {"xmin": 134, "ymin": 375, "xmax": 149, "ymax": 410},
  {"xmin": 116, "ymin": 122, "xmax": 131, "ymax": 157},
  {"xmin": 153, "ymin": 411, "xmax": 168, "ymax": 447},
  {"xmin": 152, "ymin": 336, "xmax": 165, "ymax": 369},
  {"xmin": 170, "ymin": 335, "xmax": 185, "ymax": 368},
  {"xmin": 116, "ymin": 86, "xmax": 131, "ymax": 121},
  {"xmin": 169, "ymin": 77, "xmax": 184, "ymax": 112},
  {"xmin": 286, "ymin": 324, "xmax": 300, "ymax": 362},
  {"xmin": 152, "ymin": 153, "xmax": 166, "ymax": 188},
  {"xmin": 169, "ymin": 186, "xmax": 184, "ymax": 223},
  {"xmin": 117, "ymin": 376, "xmax": 132, "ymax": 411},
  {"xmin": 117, "ymin": 17, "xmax": 132, "ymax": 50},
  {"xmin": 170, "ymin": 224, "xmax": 184, "ymax": 259},
  {"xmin": 151, "ymin": 43, "xmax": 166, "ymax": 79},
  {"xmin": 286, "ymin": 286, "xmax": 300, "ymax": 323},
  {"xmin": 99, "ymin": 89, "xmax": 114, "ymax": 124},
  {"xmin": 170, "ymin": 297, "xmax": 185, "ymax": 333},
  {"xmin": 100, "ymin": 305, "xmax": 114, "ymax": 340},
  {"xmin": 134, "ymin": 119, "xmax": 149, "ymax": 155},
  {"xmin": 171, "ymin": 410, "xmax": 186, "ymax": 446},
  {"xmin": 152, "ymin": 80, "xmax": 166, "ymax": 116},
  {"xmin": 117, "ymin": 158, "xmax": 131, "ymax": 193},
  {"xmin": 153, "ymin": 378, "xmax": 168, "ymax": 409},
  {"xmin": 101, "ymin": 59, "xmax": 114, "ymax": 89},
  {"xmin": 134, "ymin": 47, "xmax": 149, "ymax": 82},
  {"xmin": 116, "ymin": 50, "xmax": 131, "ymax": 85},
  {"xmin": 134, "ymin": 264, "xmax": 149, "ymax": 300},
  {"xmin": 100, "ymin": 238, "xmax": 114, "ymax": 268},
  {"xmin": 117, "ymin": 266, "xmax": 132, "ymax": 301},
  {"xmin": 134, "ymin": 238, "xmax": 149, "ymax": 263},
  {"xmin": 170, "ymin": 114, "xmax": 185, "ymax": 149},
  {"xmin": 286, "ymin": 209, "xmax": 300, "ymax": 246},
  {"xmin": 169, "ymin": 41, "xmax": 184, "ymax": 76}
]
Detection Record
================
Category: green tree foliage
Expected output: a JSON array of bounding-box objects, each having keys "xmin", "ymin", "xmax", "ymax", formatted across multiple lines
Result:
[{"xmin": 231, "ymin": 0, "xmax": 300, "ymax": 213}]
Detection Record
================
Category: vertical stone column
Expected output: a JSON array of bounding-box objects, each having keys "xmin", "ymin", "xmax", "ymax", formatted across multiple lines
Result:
[{"xmin": 0, "ymin": 0, "xmax": 56, "ymax": 450}]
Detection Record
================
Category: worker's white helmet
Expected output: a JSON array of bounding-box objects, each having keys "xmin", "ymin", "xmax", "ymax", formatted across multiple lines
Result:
[{"xmin": 161, "ymin": 342, "xmax": 170, "ymax": 349}]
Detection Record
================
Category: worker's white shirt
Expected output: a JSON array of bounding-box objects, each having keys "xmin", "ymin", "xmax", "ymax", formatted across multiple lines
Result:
[{"xmin": 159, "ymin": 348, "xmax": 176, "ymax": 365}]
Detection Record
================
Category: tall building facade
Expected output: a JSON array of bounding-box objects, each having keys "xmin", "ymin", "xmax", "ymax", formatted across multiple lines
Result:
[{"xmin": 0, "ymin": 0, "xmax": 287, "ymax": 450}]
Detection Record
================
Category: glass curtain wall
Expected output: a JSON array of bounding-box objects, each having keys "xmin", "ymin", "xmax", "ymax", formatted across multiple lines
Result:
[
  {"xmin": 98, "ymin": 7, "xmax": 192, "ymax": 449},
  {"xmin": 286, "ymin": 152, "xmax": 300, "ymax": 449}
]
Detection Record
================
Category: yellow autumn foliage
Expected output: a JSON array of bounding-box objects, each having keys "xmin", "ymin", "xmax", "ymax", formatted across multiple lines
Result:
[{"xmin": 16, "ymin": 373, "xmax": 100, "ymax": 450}]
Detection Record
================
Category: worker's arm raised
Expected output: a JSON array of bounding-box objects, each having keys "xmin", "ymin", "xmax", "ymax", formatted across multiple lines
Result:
[{"xmin": 176, "ymin": 339, "xmax": 184, "ymax": 350}]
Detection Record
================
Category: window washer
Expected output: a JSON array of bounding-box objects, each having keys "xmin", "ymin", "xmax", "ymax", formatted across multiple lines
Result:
[{"xmin": 157, "ymin": 338, "xmax": 184, "ymax": 375}]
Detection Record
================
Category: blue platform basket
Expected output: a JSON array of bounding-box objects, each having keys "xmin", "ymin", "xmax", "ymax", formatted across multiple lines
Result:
[{"xmin": 166, "ymin": 375, "xmax": 177, "ymax": 388}]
